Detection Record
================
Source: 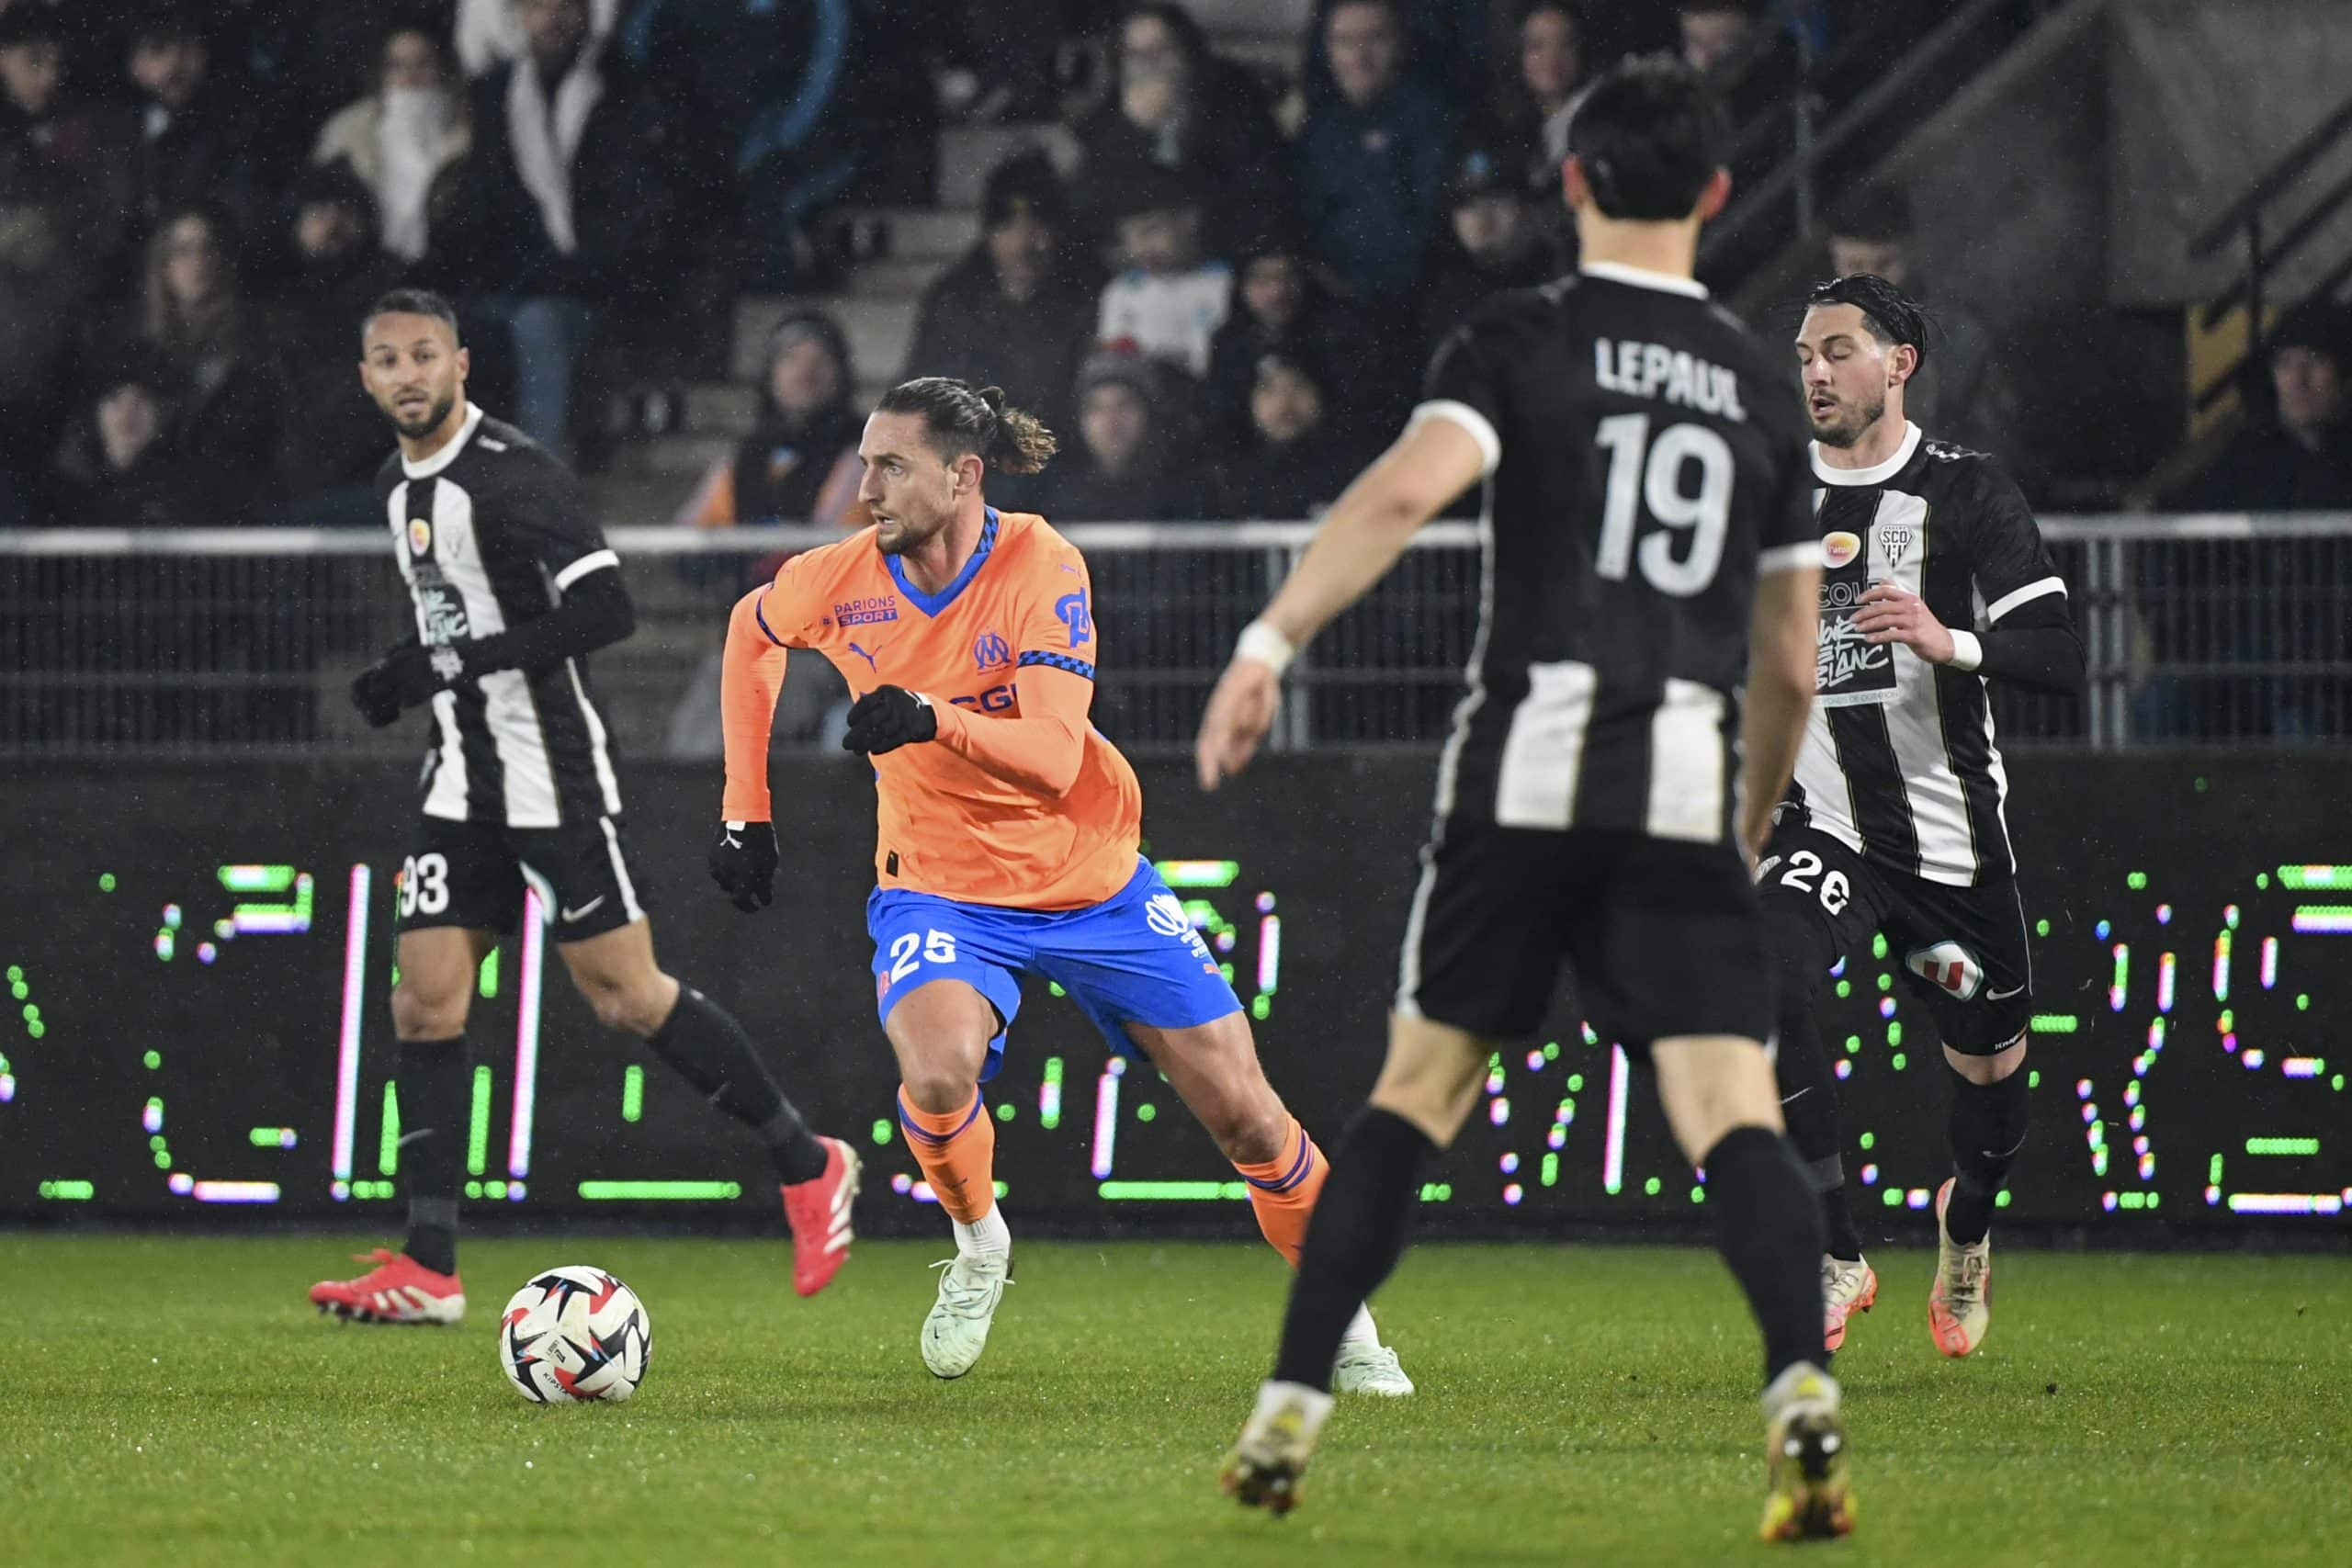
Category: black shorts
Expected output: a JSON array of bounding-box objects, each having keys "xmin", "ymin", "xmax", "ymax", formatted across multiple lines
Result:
[
  {"xmin": 1758, "ymin": 819, "xmax": 2031, "ymax": 1054},
  {"xmin": 1396, "ymin": 820, "xmax": 1773, "ymax": 1055},
  {"xmin": 396, "ymin": 813, "xmax": 644, "ymax": 943}
]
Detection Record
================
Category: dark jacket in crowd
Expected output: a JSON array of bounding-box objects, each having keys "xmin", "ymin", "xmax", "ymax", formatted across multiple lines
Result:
[
  {"xmin": 904, "ymin": 248, "xmax": 1098, "ymax": 437},
  {"xmin": 1072, "ymin": 53, "xmax": 1288, "ymax": 260},
  {"xmin": 1416, "ymin": 231, "xmax": 1562, "ymax": 355},
  {"xmin": 1294, "ymin": 74, "xmax": 1453, "ymax": 298},
  {"xmin": 269, "ymin": 249, "xmax": 408, "ymax": 500},
  {"xmin": 1216, "ymin": 432, "xmax": 1367, "ymax": 520},
  {"xmin": 2170, "ymin": 423, "xmax": 2352, "ymax": 513}
]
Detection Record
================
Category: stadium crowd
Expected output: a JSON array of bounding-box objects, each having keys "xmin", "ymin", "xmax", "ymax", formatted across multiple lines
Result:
[{"xmin": 3, "ymin": 0, "xmax": 2344, "ymax": 750}]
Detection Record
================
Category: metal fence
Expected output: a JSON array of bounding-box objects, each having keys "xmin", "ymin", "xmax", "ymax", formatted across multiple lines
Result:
[{"xmin": 1, "ymin": 515, "xmax": 2346, "ymax": 760}]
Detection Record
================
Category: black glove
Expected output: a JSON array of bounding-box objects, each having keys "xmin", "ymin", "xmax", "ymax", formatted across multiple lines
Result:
[
  {"xmin": 842, "ymin": 685, "xmax": 938, "ymax": 755},
  {"xmin": 350, "ymin": 640, "xmax": 460, "ymax": 728},
  {"xmin": 708, "ymin": 819, "xmax": 779, "ymax": 913}
]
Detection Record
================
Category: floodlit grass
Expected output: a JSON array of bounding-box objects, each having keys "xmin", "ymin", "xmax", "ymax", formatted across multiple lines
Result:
[{"xmin": 2, "ymin": 1235, "xmax": 2346, "ymax": 1565}]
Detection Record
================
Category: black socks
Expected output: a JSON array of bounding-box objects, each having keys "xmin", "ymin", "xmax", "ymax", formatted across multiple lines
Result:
[
  {"xmin": 1702, "ymin": 1125, "xmax": 1829, "ymax": 1383},
  {"xmin": 1944, "ymin": 1063, "xmax": 2030, "ymax": 1245},
  {"xmin": 1269, "ymin": 1107, "xmax": 1435, "ymax": 1391},
  {"xmin": 397, "ymin": 1034, "xmax": 469, "ymax": 1276},
  {"xmin": 647, "ymin": 984, "xmax": 829, "ymax": 1185}
]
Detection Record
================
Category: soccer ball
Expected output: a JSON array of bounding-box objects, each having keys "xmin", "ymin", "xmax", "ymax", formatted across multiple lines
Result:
[{"xmin": 498, "ymin": 1266, "xmax": 651, "ymax": 1403}]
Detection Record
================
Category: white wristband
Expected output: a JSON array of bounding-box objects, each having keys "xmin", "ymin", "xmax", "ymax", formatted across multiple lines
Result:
[
  {"xmin": 1235, "ymin": 620, "xmax": 1296, "ymax": 675},
  {"xmin": 1947, "ymin": 629, "xmax": 1984, "ymax": 672}
]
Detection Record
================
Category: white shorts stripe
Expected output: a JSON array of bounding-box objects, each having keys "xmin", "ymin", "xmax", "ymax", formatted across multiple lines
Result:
[
  {"xmin": 1494, "ymin": 660, "xmax": 1597, "ymax": 829},
  {"xmin": 600, "ymin": 816, "xmax": 644, "ymax": 924},
  {"xmin": 1392, "ymin": 849, "xmax": 1441, "ymax": 1019},
  {"xmin": 1758, "ymin": 541, "xmax": 1819, "ymax": 575},
  {"xmin": 1644, "ymin": 679, "xmax": 1729, "ymax": 842}
]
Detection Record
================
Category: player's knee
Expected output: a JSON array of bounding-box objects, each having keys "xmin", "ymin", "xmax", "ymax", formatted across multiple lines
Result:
[
  {"xmin": 899, "ymin": 1061, "xmax": 977, "ymax": 1115},
  {"xmin": 582, "ymin": 978, "xmax": 667, "ymax": 1038},
  {"xmin": 1197, "ymin": 1096, "xmax": 1291, "ymax": 1166},
  {"xmin": 390, "ymin": 976, "xmax": 467, "ymax": 1040},
  {"xmin": 1947, "ymin": 1032, "xmax": 2027, "ymax": 1084}
]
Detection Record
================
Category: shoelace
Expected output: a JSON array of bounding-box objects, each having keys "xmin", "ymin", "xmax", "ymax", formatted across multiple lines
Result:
[
  {"xmin": 928, "ymin": 1256, "xmax": 1011, "ymax": 1318},
  {"xmin": 1336, "ymin": 1343, "xmax": 1401, "ymax": 1375},
  {"xmin": 1943, "ymin": 1247, "xmax": 1987, "ymax": 1311}
]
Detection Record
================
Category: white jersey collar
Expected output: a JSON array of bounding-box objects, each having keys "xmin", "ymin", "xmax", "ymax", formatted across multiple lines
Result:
[
  {"xmin": 1811, "ymin": 420, "xmax": 1922, "ymax": 487},
  {"xmin": 1578, "ymin": 260, "xmax": 1709, "ymax": 299},
  {"xmin": 401, "ymin": 402, "xmax": 486, "ymax": 480}
]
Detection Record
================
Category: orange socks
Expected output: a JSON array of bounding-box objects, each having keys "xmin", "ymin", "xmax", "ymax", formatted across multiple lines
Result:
[
  {"xmin": 897, "ymin": 1086, "xmax": 997, "ymax": 1224},
  {"xmin": 1235, "ymin": 1118, "xmax": 1328, "ymax": 1268}
]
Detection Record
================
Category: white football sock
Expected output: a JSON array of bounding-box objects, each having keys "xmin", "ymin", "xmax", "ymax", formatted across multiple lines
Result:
[
  {"xmin": 953, "ymin": 1204, "xmax": 1011, "ymax": 1258},
  {"xmin": 1338, "ymin": 1303, "xmax": 1379, "ymax": 1348}
]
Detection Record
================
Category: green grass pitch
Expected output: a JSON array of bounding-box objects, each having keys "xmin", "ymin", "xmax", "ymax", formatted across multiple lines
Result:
[{"xmin": 3, "ymin": 1235, "xmax": 2346, "ymax": 1566}]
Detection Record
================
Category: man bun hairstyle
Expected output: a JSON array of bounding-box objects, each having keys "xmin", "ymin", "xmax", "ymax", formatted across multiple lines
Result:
[
  {"xmin": 1565, "ymin": 53, "xmax": 1727, "ymax": 221},
  {"xmin": 1807, "ymin": 272, "xmax": 1931, "ymax": 373},
  {"xmin": 877, "ymin": 376, "xmax": 1057, "ymax": 477}
]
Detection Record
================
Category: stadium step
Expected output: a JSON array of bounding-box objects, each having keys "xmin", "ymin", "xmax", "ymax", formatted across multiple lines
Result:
[
  {"xmin": 681, "ymin": 377, "xmax": 896, "ymax": 440},
  {"xmin": 733, "ymin": 297, "xmax": 919, "ymax": 384},
  {"xmin": 831, "ymin": 206, "xmax": 979, "ymax": 265},
  {"xmin": 934, "ymin": 124, "xmax": 1079, "ymax": 210}
]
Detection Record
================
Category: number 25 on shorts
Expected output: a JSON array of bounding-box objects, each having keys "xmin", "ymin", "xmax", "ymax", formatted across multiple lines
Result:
[{"xmin": 885, "ymin": 929, "xmax": 958, "ymax": 985}]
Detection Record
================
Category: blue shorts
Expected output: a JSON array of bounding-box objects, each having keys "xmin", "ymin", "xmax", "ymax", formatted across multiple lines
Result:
[{"xmin": 866, "ymin": 857, "xmax": 1242, "ymax": 1081}]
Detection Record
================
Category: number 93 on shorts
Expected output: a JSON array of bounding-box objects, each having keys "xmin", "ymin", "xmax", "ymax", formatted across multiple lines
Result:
[{"xmin": 864, "ymin": 857, "xmax": 1242, "ymax": 1081}]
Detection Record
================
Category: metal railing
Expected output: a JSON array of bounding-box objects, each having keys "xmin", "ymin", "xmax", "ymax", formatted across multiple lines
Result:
[{"xmin": 1, "ymin": 514, "xmax": 2347, "ymax": 760}]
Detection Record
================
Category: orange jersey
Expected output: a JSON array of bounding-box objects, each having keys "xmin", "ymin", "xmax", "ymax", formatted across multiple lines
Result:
[{"xmin": 721, "ymin": 508, "xmax": 1143, "ymax": 909}]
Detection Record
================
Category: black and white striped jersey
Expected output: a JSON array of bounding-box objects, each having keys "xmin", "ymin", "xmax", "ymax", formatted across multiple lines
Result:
[
  {"xmin": 1788, "ymin": 422, "xmax": 2068, "ymax": 886},
  {"xmin": 1411, "ymin": 263, "xmax": 1819, "ymax": 845},
  {"xmin": 378, "ymin": 404, "xmax": 624, "ymax": 829}
]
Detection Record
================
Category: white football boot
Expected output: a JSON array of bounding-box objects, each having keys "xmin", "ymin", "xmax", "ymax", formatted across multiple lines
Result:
[{"xmin": 921, "ymin": 1250, "xmax": 1012, "ymax": 1379}]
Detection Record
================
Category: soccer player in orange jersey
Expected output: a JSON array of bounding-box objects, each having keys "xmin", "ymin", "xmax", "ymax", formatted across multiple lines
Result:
[{"xmin": 708, "ymin": 378, "xmax": 1410, "ymax": 1390}]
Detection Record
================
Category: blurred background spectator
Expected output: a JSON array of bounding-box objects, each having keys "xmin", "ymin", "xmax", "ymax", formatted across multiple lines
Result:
[
  {"xmin": 1070, "ymin": 3, "xmax": 1287, "ymax": 264},
  {"xmin": 1036, "ymin": 354, "xmax": 1208, "ymax": 523},
  {"xmin": 125, "ymin": 2, "xmax": 266, "ymax": 252},
  {"xmin": 310, "ymin": 20, "xmax": 471, "ymax": 265},
  {"xmin": 1419, "ymin": 138, "xmax": 1563, "ymax": 354},
  {"xmin": 268, "ymin": 162, "xmax": 405, "ymax": 526},
  {"xmin": 50, "ymin": 345, "xmax": 193, "ymax": 530},
  {"xmin": 664, "ymin": 310, "xmax": 863, "ymax": 758},
  {"xmin": 0, "ymin": 156, "xmax": 80, "ymax": 502},
  {"xmin": 457, "ymin": 0, "xmax": 619, "ymax": 78},
  {"xmin": 1496, "ymin": 0, "xmax": 1586, "ymax": 197},
  {"xmin": 1215, "ymin": 350, "xmax": 1368, "ymax": 520},
  {"xmin": 0, "ymin": 0, "xmax": 139, "ymax": 286},
  {"xmin": 1202, "ymin": 231, "xmax": 1401, "ymax": 453},
  {"xmin": 109, "ymin": 202, "xmax": 282, "ymax": 525},
  {"xmin": 1824, "ymin": 182, "xmax": 2018, "ymax": 465},
  {"xmin": 903, "ymin": 150, "xmax": 1096, "ymax": 441},
  {"xmin": 1295, "ymin": 0, "xmax": 1453, "ymax": 301},
  {"xmin": 2168, "ymin": 301, "xmax": 2352, "ymax": 512},
  {"xmin": 1096, "ymin": 165, "xmax": 1230, "ymax": 380}
]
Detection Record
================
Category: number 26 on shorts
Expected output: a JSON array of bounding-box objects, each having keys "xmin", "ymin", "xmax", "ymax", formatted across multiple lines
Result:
[
  {"xmin": 1757, "ymin": 849, "xmax": 1850, "ymax": 917},
  {"xmin": 886, "ymin": 928, "xmax": 958, "ymax": 983}
]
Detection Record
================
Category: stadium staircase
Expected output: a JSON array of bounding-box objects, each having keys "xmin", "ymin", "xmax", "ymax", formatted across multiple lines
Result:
[{"xmin": 581, "ymin": 3, "xmax": 1312, "ymax": 749}]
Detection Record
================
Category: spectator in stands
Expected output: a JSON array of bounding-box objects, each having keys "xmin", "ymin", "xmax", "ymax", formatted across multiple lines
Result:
[
  {"xmin": 1419, "ymin": 139, "xmax": 1561, "ymax": 353},
  {"xmin": 2170, "ymin": 301, "xmax": 2352, "ymax": 512},
  {"xmin": 117, "ymin": 203, "xmax": 281, "ymax": 524},
  {"xmin": 673, "ymin": 310, "xmax": 865, "ymax": 544},
  {"xmin": 1295, "ymin": 0, "xmax": 1453, "ymax": 299},
  {"xmin": 1035, "ymin": 353, "xmax": 1208, "ymax": 521},
  {"xmin": 1301, "ymin": 0, "xmax": 1487, "ymax": 115},
  {"xmin": 311, "ymin": 22, "xmax": 471, "ymax": 265},
  {"xmin": 1096, "ymin": 165, "xmax": 1231, "ymax": 380},
  {"xmin": 125, "ymin": 3, "xmax": 265, "ymax": 248},
  {"xmin": 456, "ymin": 0, "xmax": 618, "ymax": 77},
  {"xmin": 0, "ymin": 155, "xmax": 80, "ymax": 494},
  {"xmin": 903, "ymin": 150, "xmax": 1096, "ymax": 439},
  {"xmin": 665, "ymin": 310, "xmax": 864, "ymax": 758},
  {"xmin": 619, "ymin": 0, "xmax": 857, "ymax": 290},
  {"xmin": 1201, "ymin": 231, "xmax": 1400, "ymax": 450},
  {"xmin": 434, "ymin": 0, "xmax": 684, "ymax": 455},
  {"xmin": 1070, "ymin": 3, "xmax": 1287, "ymax": 262},
  {"xmin": 1678, "ymin": 0, "xmax": 1752, "ymax": 73},
  {"xmin": 269, "ymin": 163, "xmax": 404, "ymax": 524},
  {"xmin": 1826, "ymin": 184, "xmax": 2020, "ymax": 463},
  {"xmin": 1498, "ymin": 1, "xmax": 1587, "ymax": 193},
  {"xmin": 49, "ymin": 346, "xmax": 196, "ymax": 529},
  {"xmin": 0, "ymin": 2, "xmax": 139, "ymax": 281},
  {"xmin": 1216, "ymin": 351, "xmax": 1367, "ymax": 520},
  {"xmin": 1677, "ymin": 0, "xmax": 1789, "ymax": 213}
]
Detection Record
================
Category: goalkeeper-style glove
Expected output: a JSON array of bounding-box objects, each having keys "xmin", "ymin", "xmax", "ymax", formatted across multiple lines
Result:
[
  {"xmin": 350, "ymin": 640, "xmax": 468, "ymax": 728},
  {"xmin": 841, "ymin": 685, "xmax": 937, "ymax": 755},
  {"xmin": 708, "ymin": 820, "xmax": 780, "ymax": 913}
]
